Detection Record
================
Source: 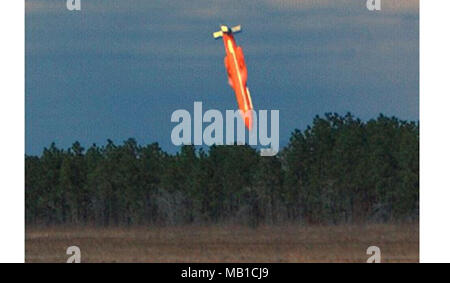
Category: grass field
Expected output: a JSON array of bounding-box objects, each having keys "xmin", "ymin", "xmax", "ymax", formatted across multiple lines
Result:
[{"xmin": 26, "ymin": 223, "xmax": 418, "ymax": 263}]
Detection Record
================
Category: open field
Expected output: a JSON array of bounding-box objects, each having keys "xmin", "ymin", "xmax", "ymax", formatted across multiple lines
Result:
[{"xmin": 26, "ymin": 223, "xmax": 418, "ymax": 263}]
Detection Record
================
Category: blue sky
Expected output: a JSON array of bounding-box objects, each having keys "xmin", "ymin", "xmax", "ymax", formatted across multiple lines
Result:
[{"xmin": 26, "ymin": 0, "xmax": 419, "ymax": 155}]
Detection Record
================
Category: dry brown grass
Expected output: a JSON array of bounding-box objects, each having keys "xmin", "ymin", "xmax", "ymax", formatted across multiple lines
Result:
[{"xmin": 26, "ymin": 223, "xmax": 418, "ymax": 263}]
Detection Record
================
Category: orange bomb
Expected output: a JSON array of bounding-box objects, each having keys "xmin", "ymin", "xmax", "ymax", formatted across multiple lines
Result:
[{"xmin": 213, "ymin": 25, "xmax": 254, "ymax": 130}]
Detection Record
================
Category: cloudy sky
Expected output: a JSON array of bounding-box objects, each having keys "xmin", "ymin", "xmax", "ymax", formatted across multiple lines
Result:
[{"xmin": 26, "ymin": 0, "xmax": 419, "ymax": 154}]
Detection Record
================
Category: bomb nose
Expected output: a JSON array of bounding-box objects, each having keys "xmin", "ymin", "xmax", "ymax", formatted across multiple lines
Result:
[{"xmin": 244, "ymin": 111, "xmax": 253, "ymax": 131}]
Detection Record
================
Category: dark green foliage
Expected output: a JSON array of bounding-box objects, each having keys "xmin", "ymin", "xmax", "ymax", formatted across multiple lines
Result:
[{"xmin": 25, "ymin": 113, "xmax": 419, "ymax": 226}]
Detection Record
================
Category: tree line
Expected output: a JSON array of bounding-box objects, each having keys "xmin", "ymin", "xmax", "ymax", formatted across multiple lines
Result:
[{"xmin": 25, "ymin": 113, "xmax": 419, "ymax": 226}]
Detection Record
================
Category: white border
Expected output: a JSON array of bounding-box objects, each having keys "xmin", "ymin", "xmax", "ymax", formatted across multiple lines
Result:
[
  {"xmin": 0, "ymin": 1, "xmax": 24, "ymax": 262},
  {"xmin": 420, "ymin": 0, "xmax": 450, "ymax": 263}
]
